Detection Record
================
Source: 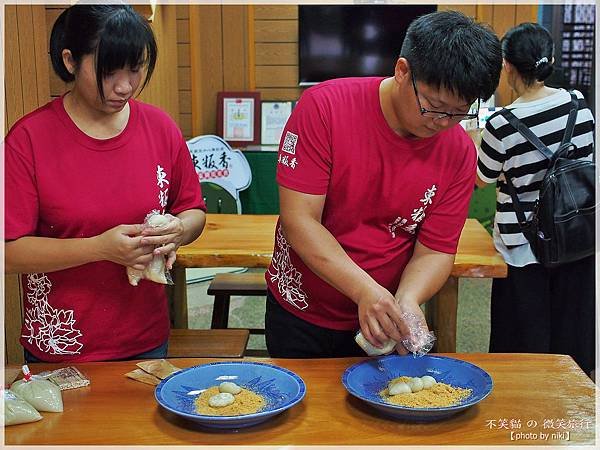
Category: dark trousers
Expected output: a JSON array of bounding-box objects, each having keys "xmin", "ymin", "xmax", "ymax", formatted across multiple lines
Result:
[
  {"xmin": 24, "ymin": 340, "xmax": 168, "ymax": 363},
  {"xmin": 489, "ymin": 255, "xmax": 595, "ymax": 375},
  {"xmin": 265, "ymin": 289, "xmax": 364, "ymax": 358}
]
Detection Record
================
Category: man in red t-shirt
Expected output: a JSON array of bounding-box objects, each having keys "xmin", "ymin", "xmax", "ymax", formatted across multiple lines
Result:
[{"xmin": 265, "ymin": 11, "xmax": 502, "ymax": 357}]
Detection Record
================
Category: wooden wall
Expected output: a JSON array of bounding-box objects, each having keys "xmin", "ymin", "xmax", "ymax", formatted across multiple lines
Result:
[
  {"xmin": 176, "ymin": 5, "xmax": 192, "ymax": 138},
  {"xmin": 253, "ymin": 5, "xmax": 301, "ymax": 101},
  {"xmin": 5, "ymin": 5, "xmax": 50, "ymax": 131}
]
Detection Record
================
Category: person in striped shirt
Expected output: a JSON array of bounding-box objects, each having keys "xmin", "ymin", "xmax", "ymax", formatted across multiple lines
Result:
[{"xmin": 476, "ymin": 23, "xmax": 595, "ymax": 377}]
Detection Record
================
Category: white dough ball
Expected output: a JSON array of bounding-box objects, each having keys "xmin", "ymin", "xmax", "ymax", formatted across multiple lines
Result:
[
  {"xmin": 421, "ymin": 375, "xmax": 437, "ymax": 389},
  {"xmin": 208, "ymin": 392, "xmax": 235, "ymax": 408},
  {"xmin": 408, "ymin": 377, "xmax": 424, "ymax": 393},
  {"xmin": 219, "ymin": 381, "xmax": 242, "ymax": 395},
  {"xmin": 388, "ymin": 382, "xmax": 411, "ymax": 396},
  {"xmin": 147, "ymin": 214, "xmax": 169, "ymax": 227}
]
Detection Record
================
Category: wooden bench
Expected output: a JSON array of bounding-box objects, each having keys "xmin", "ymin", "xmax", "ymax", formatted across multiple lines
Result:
[
  {"xmin": 167, "ymin": 329, "xmax": 249, "ymax": 358},
  {"xmin": 207, "ymin": 272, "xmax": 268, "ymax": 336}
]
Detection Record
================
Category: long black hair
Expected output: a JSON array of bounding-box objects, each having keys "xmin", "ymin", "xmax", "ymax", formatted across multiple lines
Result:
[
  {"xmin": 400, "ymin": 10, "xmax": 502, "ymax": 102},
  {"xmin": 502, "ymin": 22, "xmax": 554, "ymax": 87},
  {"xmin": 49, "ymin": 5, "xmax": 158, "ymax": 101}
]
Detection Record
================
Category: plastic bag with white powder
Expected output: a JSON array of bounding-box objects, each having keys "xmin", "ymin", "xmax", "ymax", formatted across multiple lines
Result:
[{"xmin": 127, "ymin": 212, "xmax": 174, "ymax": 286}]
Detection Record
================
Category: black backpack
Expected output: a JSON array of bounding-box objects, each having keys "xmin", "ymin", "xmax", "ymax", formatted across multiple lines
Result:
[{"xmin": 502, "ymin": 92, "xmax": 595, "ymax": 268}]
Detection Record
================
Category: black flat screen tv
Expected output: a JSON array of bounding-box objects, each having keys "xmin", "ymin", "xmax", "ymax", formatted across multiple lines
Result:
[{"xmin": 299, "ymin": 5, "xmax": 436, "ymax": 85}]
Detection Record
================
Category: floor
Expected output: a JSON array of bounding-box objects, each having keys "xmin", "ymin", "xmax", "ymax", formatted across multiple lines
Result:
[{"xmin": 186, "ymin": 268, "xmax": 492, "ymax": 354}]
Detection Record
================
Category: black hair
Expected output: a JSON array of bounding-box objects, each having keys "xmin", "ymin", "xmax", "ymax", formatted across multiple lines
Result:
[
  {"xmin": 502, "ymin": 22, "xmax": 554, "ymax": 87},
  {"xmin": 400, "ymin": 10, "xmax": 502, "ymax": 102},
  {"xmin": 49, "ymin": 5, "xmax": 158, "ymax": 101}
]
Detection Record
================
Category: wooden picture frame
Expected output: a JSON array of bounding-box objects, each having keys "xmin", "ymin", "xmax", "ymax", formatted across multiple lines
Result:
[{"xmin": 217, "ymin": 91, "xmax": 261, "ymax": 147}]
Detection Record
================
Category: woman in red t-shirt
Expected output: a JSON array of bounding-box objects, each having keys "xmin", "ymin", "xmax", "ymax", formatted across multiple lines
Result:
[{"xmin": 5, "ymin": 5, "xmax": 206, "ymax": 362}]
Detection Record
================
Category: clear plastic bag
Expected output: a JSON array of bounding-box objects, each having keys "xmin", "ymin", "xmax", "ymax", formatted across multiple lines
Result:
[
  {"xmin": 127, "ymin": 212, "xmax": 174, "ymax": 286},
  {"xmin": 355, "ymin": 312, "xmax": 436, "ymax": 357},
  {"xmin": 9, "ymin": 366, "xmax": 63, "ymax": 413},
  {"xmin": 3, "ymin": 389, "xmax": 42, "ymax": 426}
]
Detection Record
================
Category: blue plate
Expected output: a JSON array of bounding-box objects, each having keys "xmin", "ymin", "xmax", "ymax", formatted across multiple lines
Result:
[
  {"xmin": 155, "ymin": 361, "xmax": 306, "ymax": 429},
  {"xmin": 342, "ymin": 355, "xmax": 493, "ymax": 422}
]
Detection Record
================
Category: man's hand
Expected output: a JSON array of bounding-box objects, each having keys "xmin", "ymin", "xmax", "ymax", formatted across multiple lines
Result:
[{"xmin": 357, "ymin": 285, "xmax": 405, "ymax": 349}]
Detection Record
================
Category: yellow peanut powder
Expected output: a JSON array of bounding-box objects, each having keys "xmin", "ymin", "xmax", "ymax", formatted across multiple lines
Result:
[
  {"xmin": 380, "ymin": 376, "xmax": 472, "ymax": 408},
  {"xmin": 195, "ymin": 386, "xmax": 266, "ymax": 416}
]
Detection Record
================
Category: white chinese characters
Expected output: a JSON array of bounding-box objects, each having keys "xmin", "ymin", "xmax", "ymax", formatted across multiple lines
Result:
[{"xmin": 389, "ymin": 184, "xmax": 437, "ymax": 237}]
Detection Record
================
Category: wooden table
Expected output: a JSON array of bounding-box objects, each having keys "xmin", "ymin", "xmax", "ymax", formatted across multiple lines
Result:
[
  {"xmin": 5, "ymin": 354, "xmax": 594, "ymax": 445},
  {"xmin": 172, "ymin": 215, "xmax": 506, "ymax": 352}
]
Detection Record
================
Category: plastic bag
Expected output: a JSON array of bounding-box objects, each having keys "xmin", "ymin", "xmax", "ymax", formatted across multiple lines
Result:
[
  {"xmin": 355, "ymin": 312, "xmax": 436, "ymax": 357},
  {"xmin": 3, "ymin": 389, "xmax": 42, "ymax": 426},
  {"xmin": 127, "ymin": 212, "xmax": 174, "ymax": 286},
  {"xmin": 10, "ymin": 366, "xmax": 63, "ymax": 413}
]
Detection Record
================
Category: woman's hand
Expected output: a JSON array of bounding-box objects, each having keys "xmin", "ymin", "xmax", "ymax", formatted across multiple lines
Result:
[
  {"xmin": 95, "ymin": 224, "xmax": 155, "ymax": 270},
  {"xmin": 139, "ymin": 214, "xmax": 184, "ymax": 270}
]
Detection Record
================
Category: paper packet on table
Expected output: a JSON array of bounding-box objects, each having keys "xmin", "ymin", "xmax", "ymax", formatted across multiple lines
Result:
[
  {"xmin": 127, "ymin": 212, "xmax": 174, "ymax": 286},
  {"xmin": 136, "ymin": 359, "xmax": 181, "ymax": 379},
  {"xmin": 10, "ymin": 365, "xmax": 63, "ymax": 413},
  {"xmin": 355, "ymin": 312, "xmax": 436, "ymax": 357},
  {"xmin": 125, "ymin": 359, "xmax": 181, "ymax": 386},
  {"xmin": 125, "ymin": 369, "xmax": 161, "ymax": 386}
]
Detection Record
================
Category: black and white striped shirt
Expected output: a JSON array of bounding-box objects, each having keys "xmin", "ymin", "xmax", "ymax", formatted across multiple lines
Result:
[{"xmin": 477, "ymin": 88, "xmax": 595, "ymax": 266}]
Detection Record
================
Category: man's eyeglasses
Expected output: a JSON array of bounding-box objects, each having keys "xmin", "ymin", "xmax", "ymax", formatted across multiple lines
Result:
[{"xmin": 411, "ymin": 72, "xmax": 479, "ymax": 121}]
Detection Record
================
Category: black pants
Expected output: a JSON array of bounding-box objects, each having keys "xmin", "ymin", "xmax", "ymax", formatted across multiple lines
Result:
[
  {"xmin": 265, "ymin": 289, "xmax": 364, "ymax": 358},
  {"xmin": 24, "ymin": 340, "xmax": 168, "ymax": 363},
  {"xmin": 489, "ymin": 255, "xmax": 595, "ymax": 375}
]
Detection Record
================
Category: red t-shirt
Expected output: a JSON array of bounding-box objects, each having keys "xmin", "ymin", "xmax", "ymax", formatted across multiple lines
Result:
[
  {"xmin": 266, "ymin": 77, "xmax": 476, "ymax": 330},
  {"xmin": 5, "ymin": 96, "xmax": 205, "ymax": 362}
]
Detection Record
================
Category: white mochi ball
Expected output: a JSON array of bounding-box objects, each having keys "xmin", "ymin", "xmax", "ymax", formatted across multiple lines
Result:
[
  {"xmin": 408, "ymin": 377, "xmax": 424, "ymax": 393},
  {"xmin": 388, "ymin": 381, "xmax": 412, "ymax": 396},
  {"xmin": 147, "ymin": 214, "xmax": 170, "ymax": 227},
  {"xmin": 219, "ymin": 381, "xmax": 242, "ymax": 395},
  {"xmin": 208, "ymin": 392, "xmax": 235, "ymax": 408},
  {"xmin": 421, "ymin": 375, "xmax": 437, "ymax": 389}
]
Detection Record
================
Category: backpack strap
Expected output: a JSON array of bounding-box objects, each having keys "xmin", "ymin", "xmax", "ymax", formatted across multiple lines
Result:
[
  {"xmin": 501, "ymin": 92, "xmax": 581, "ymax": 240},
  {"xmin": 500, "ymin": 109, "xmax": 547, "ymax": 232},
  {"xmin": 561, "ymin": 91, "xmax": 580, "ymax": 147},
  {"xmin": 502, "ymin": 110, "xmax": 553, "ymax": 159},
  {"xmin": 504, "ymin": 169, "xmax": 532, "ymax": 230},
  {"xmin": 501, "ymin": 92, "xmax": 580, "ymax": 162}
]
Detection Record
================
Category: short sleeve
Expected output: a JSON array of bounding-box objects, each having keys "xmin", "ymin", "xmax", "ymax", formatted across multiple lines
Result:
[
  {"xmin": 276, "ymin": 90, "xmax": 332, "ymax": 195},
  {"xmin": 477, "ymin": 114, "xmax": 508, "ymax": 183},
  {"xmin": 5, "ymin": 131, "xmax": 39, "ymax": 241}
]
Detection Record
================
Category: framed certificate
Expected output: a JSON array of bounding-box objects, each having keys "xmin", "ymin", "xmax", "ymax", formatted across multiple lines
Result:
[
  {"xmin": 217, "ymin": 92, "xmax": 261, "ymax": 147},
  {"xmin": 261, "ymin": 101, "xmax": 294, "ymax": 146}
]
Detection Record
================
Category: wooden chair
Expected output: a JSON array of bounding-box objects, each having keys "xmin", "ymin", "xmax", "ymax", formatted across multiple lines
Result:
[
  {"xmin": 167, "ymin": 328, "xmax": 249, "ymax": 358},
  {"xmin": 207, "ymin": 272, "xmax": 267, "ymax": 335},
  {"xmin": 207, "ymin": 272, "xmax": 269, "ymax": 357}
]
